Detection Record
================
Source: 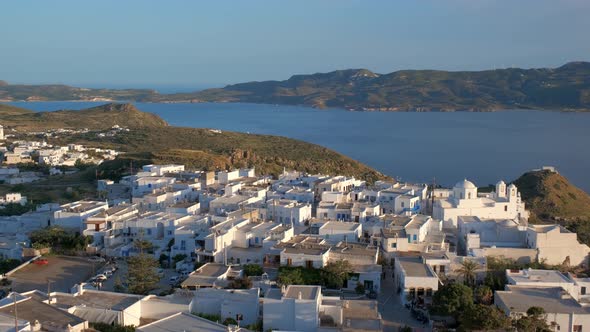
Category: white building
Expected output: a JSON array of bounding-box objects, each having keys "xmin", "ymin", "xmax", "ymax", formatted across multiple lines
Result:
[
  {"xmin": 142, "ymin": 164, "xmax": 185, "ymax": 176},
  {"xmin": 53, "ymin": 200, "xmax": 109, "ymax": 231},
  {"xmin": 264, "ymin": 285, "xmax": 322, "ymax": 332},
  {"xmin": 264, "ymin": 285, "xmax": 382, "ymax": 332},
  {"xmin": 394, "ymin": 254, "xmax": 440, "ymax": 305},
  {"xmin": 0, "ymin": 193, "xmax": 27, "ymax": 206},
  {"xmin": 189, "ymin": 288, "xmax": 260, "ymax": 326},
  {"xmin": 495, "ymin": 285, "xmax": 590, "ymax": 332},
  {"xmin": 258, "ymin": 199, "xmax": 312, "ymax": 225},
  {"xmin": 433, "ymin": 179, "xmax": 529, "ymax": 227}
]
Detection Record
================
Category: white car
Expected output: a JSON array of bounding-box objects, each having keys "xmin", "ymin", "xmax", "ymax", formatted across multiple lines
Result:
[
  {"xmin": 169, "ymin": 276, "xmax": 180, "ymax": 285},
  {"xmin": 88, "ymin": 256, "xmax": 106, "ymax": 263},
  {"xmin": 94, "ymin": 274, "xmax": 108, "ymax": 282}
]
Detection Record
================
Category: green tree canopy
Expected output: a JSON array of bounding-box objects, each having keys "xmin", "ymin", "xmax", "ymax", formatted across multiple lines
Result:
[
  {"xmin": 127, "ymin": 253, "xmax": 160, "ymax": 295},
  {"xmin": 515, "ymin": 307, "xmax": 551, "ymax": 332},
  {"xmin": 458, "ymin": 304, "xmax": 512, "ymax": 331},
  {"xmin": 430, "ymin": 283, "xmax": 473, "ymax": 317},
  {"xmin": 455, "ymin": 259, "xmax": 480, "ymax": 286}
]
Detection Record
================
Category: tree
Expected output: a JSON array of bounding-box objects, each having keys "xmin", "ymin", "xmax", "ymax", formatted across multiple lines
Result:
[
  {"xmin": 227, "ymin": 277, "xmax": 253, "ymax": 289},
  {"xmin": 430, "ymin": 283, "xmax": 473, "ymax": 317},
  {"xmin": 172, "ymin": 254, "xmax": 187, "ymax": 266},
  {"xmin": 278, "ymin": 268, "xmax": 304, "ymax": 286},
  {"xmin": 515, "ymin": 307, "xmax": 551, "ymax": 332},
  {"xmin": 355, "ymin": 282, "xmax": 366, "ymax": 295},
  {"xmin": 243, "ymin": 264, "xmax": 264, "ymax": 277},
  {"xmin": 458, "ymin": 304, "xmax": 512, "ymax": 331},
  {"xmin": 127, "ymin": 253, "xmax": 160, "ymax": 295},
  {"xmin": 474, "ymin": 285, "xmax": 493, "ymax": 305},
  {"xmin": 321, "ymin": 260, "xmax": 352, "ymax": 289},
  {"xmin": 455, "ymin": 259, "xmax": 480, "ymax": 287}
]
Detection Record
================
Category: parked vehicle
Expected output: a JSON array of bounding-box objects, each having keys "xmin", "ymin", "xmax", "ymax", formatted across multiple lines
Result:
[
  {"xmin": 88, "ymin": 256, "xmax": 106, "ymax": 263},
  {"xmin": 94, "ymin": 274, "xmax": 107, "ymax": 282},
  {"xmin": 33, "ymin": 258, "xmax": 48, "ymax": 265},
  {"xmin": 169, "ymin": 276, "xmax": 180, "ymax": 285}
]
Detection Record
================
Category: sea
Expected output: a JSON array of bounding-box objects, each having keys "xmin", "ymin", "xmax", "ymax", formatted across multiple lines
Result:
[{"xmin": 6, "ymin": 101, "xmax": 590, "ymax": 193}]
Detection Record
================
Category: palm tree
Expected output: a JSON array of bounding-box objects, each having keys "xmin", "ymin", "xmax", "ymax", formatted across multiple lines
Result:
[{"xmin": 455, "ymin": 259, "xmax": 480, "ymax": 287}]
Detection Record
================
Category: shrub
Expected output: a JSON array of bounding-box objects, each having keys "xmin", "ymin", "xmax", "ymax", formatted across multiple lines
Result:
[{"xmin": 243, "ymin": 264, "xmax": 264, "ymax": 277}]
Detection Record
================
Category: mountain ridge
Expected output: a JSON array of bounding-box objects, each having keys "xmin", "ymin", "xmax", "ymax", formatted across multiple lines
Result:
[{"xmin": 1, "ymin": 62, "xmax": 590, "ymax": 111}]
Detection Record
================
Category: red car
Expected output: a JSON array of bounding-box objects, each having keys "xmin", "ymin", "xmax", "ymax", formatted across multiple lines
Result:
[{"xmin": 33, "ymin": 259, "xmax": 48, "ymax": 265}]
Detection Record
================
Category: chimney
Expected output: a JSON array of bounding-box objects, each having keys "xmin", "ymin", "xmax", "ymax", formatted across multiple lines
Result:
[{"xmin": 298, "ymin": 291, "xmax": 302, "ymax": 300}]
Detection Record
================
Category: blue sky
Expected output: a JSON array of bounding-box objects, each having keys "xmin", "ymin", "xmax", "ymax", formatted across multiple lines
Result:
[{"xmin": 2, "ymin": 0, "xmax": 589, "ymax": 88}]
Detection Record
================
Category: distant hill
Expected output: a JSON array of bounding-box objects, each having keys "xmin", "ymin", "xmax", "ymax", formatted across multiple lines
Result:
[
  {"xmin": 0, "ymin": 83, "xmax": 156, "ymax": 102},
  {"xmin": 2, "ymin": 62, "xmax": 590, "ymax": 111},
  {"xmin": 0, "ymin": 103, "xmax": 168, "ymax": 130},
  {"xmin": 1, "ymin": 103, "xmax": 386, "ymax": 182},
  {"xmin": 186, "ymin": 62, "xmax": 590, "ymax": 111}
]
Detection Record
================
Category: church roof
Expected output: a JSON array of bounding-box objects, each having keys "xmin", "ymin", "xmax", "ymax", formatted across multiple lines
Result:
[{"xmin": 454, "ymin": 179, "xmax": 476, "ymax": 189}]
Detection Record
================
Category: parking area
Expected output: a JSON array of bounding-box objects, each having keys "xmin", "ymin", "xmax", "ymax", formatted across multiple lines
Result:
[
  {"xmin": 99, "ymin": 260, "xmax": 181, "ymax": 295},
  {"xmin": 9, "ymin": 255, "xmax": 105, "ymax": 293}
]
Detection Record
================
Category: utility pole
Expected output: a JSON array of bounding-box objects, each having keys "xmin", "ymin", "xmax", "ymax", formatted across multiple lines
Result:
[
  {"xmin": 13, "ymin": 292, "xmax": 18, "ymax": 332},
  {"xmin": 430, "ymin": 177, "xmax": 436, "ymax": 215}
]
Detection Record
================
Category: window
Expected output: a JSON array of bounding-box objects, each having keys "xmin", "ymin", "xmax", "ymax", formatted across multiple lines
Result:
[
  {"xmin": 391, "ymin": 243, "xmax": 397, "ymax": 248},
  {"xmin": 401, "ymin": 202, "xmax": 405, "ymax": 208},
  {"xmin": 413, "ymin": 234, "xmax": 417, "ymax": 241},
  {"xmin": 407, "ymin": 235, "xmax": 411, "ymax": 243},
  {"xmin": 439, "ymin": 265, "xmax": 445, "ymax": 273},
  {"xmin": 468, "ymin": 193, "xmax": 472, "ymax": 199},
  {"xmin": 582, "ymin": 287, "xmax": 587, "ymax": 295},
  {"xmin": 147, "ymin": 229, "xmax": 152, "ymax": 235},
  {"xmin": 504, "ymin": 206, "xmax": 508, "ymax": 212},
  {"xmin": 573, "ymin": 325, "xmax": 582, "ymax": 332}
]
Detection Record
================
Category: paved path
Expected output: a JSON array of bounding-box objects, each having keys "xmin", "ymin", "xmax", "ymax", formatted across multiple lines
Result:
[{"xmin": 378, "ymin": 266, "xmax": 432, "ymax": 332}]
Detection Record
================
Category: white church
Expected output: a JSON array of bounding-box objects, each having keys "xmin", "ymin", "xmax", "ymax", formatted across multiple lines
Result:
[{"xmin": 433, "ymin": 179, "xmax": 529, "ymax": 228}]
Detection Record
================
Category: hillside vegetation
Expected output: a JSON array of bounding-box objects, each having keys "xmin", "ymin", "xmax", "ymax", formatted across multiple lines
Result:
[
  {"xmin": 514, "ymin": 170, "xmax": 590, "ymax": 245},
  {"xmin": 0, "ymin": 103, "xmax": 168, "ymax": 130},
  {"xmin": 1, "ymin": 103, "xmax": 387, "ymax": 183},
  {"xmin": 2, "ymin": 62, "xmax": 590, "ymax": 111},
  {"xmin": 515, "ymin": 170, "xmax": 590, "ymax": 221}
]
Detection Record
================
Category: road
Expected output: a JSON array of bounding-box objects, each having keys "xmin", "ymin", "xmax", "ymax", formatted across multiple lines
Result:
[{"xmin": 378, "ymin": 266, "xmax": 432, "ymax": 332}]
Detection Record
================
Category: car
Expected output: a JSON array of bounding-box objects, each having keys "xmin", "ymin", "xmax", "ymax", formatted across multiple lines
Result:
[
  {"xmin": 88, "ymin": 256, "xmax": 106, "ymax": 263},
  {"xmin": 169, "ymin": 276, "xmax": 180, "ymax": 285},
  {"xmin": 33, "ymin": 258, "xmax": 48, "ymax": 265},
  {"xmin": 103, "ymin": 270, "xmax": 113, "ymax": 277},
  {"xmin": 94, "ymin": 274, "xmax": 107, "ymax": 282}
]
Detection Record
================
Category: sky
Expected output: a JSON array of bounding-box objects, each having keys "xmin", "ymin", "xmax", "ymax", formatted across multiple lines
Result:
[{"xmin": 1, "ymin": 0, "xmax": 589, "ymax": 89}]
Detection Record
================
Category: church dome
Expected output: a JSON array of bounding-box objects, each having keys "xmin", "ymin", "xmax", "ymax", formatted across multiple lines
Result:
[{"xmin": 454, "ymin": 179, "xmax": 476, "ymax": 189}]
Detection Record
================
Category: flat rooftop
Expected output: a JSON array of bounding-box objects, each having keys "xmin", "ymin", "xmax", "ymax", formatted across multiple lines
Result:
[
  {"xmin": 284, "ymin": 285, "xmax": 320, "ymax": 300},
  {"xmin": 397, "ymin": 256, "xmax": 435, "ymax": 278},
  {"xmin": 320, "ymin": 221, "xmax": 361, "ymax": 231},
  {"xmin": 507, "ymin": 269, "xmax": 572, "ymax": 284},
  {"xmin": 53, "ymin": 290, "xmax": 142, "ymax": 311},
  {"xmin": 496, "ymin": 286, "xmax": 590, "ymax": 314},
  {"xmin": 0, "ymin": 295, "xmax": 85, "ymax": 330}
]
